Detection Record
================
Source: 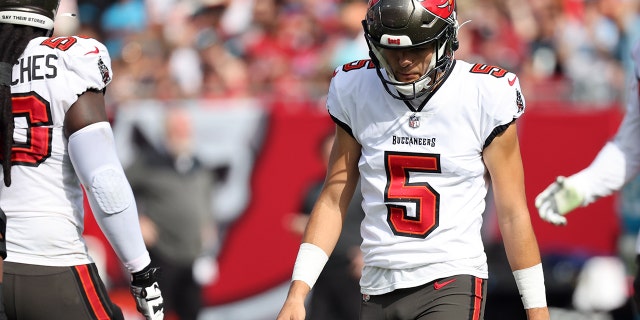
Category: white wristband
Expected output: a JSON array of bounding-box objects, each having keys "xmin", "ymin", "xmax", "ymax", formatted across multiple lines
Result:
[
  {"xmin": 513, "ymin": 263, "xmax": 547, "ymax": 309},
  {"xmin": 291, "ymin": 243, "xmax": 329, "ymax": 289}
]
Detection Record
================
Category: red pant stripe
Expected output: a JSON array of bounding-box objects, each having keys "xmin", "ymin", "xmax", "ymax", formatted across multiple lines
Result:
[
  {"xmin": 74, "ymin": 265, "xmax": 110, "ymax": 320},
  {"xmin": 472, "ymin": 277, "xmax": 484, "ymax": 320}
]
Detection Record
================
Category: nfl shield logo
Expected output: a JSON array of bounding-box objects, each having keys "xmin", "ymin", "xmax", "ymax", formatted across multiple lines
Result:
[{"xmin": 409, "ymin": 114, "xmax": 420, "ymax": 128}]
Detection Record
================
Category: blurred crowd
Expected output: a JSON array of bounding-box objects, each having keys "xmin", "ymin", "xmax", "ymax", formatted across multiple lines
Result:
[{"xmin": 53, "ymin": 0, "xmax": 640, "ymax": 114}]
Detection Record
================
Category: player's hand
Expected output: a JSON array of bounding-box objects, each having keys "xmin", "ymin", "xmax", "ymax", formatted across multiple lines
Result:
[
  {"xmin": 276, "ymin": 298, "xmax": 306, "ymax": 320},
  {"xmin": 276, "ymin": 281, "xmax": 309, "ymax": 320},
  {"xmin": 633, "ymin": 255, "xmax": 640, "ymax": 311},
  {"xmin": 535, "ymin": 176, "xmax": 584, "ymax": 226},
  {"xmin": 130, "ymin": 265, "xmax": 164, "ymax": 320}
]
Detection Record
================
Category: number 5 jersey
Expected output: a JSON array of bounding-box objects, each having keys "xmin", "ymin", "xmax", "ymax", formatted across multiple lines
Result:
[
  {"xmin": 0, "ymin": 35, "xmax": 112, "ymax": 267},
  {"xmin": 327, "ymin": 59, "xmax": 526, "ymax": 295}
]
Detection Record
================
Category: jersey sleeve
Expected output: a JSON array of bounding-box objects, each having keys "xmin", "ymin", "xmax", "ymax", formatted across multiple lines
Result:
[
  {"xmin": 59, "ymin": 37, "xmax": 113, "ymax": 102},
  {"xmin": 480, "ymin": 71, "xmax": 526, "ymax": 148},
  {"xmin": 326, "ymin": 66, "xmax": 354, "ymax": 136}
]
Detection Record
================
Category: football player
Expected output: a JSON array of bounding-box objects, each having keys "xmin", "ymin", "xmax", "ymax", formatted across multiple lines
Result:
[
  {"xmin": 277, "ymin": 0, "xmax": 550, "ymax": 319},
  {"xmin": 0, "ymin": 0, "xmax": 164, "ymax": 319},
  {"xmin": 536, "ymin": 40, "xmax": 640, "ymax": 308}
]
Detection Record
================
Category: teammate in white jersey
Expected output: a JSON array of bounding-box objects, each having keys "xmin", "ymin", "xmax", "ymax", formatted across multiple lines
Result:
[
  {"xmin": 0, "ymin": 1, "xmax": 164, "ymax": 319},
  {"xmin": 277, "ymin": 0, "xmax": 549, "ymax": 319},
  {"xmin": 535, "ymin": 40, "xmax": 640, "ymax": 308}
]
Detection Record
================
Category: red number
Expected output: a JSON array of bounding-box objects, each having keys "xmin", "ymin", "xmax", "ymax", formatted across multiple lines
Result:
[
  {"xmin": 41, "ymin": 36, "xmax": 77, "ymax": 51},
  {"xmin": 342, "ymin": 60, "xmax": 376, "ymax": 72},
  {"xmin": 10, "ymin": 92, "xmax": 53, "ymax": 166},
  {"xmin": 469, "ymin": 63, "xmax": 508, "ymax": 78},
  {"xmin": 384, "ymin": 151, "xmax": 440, "ymax": 238}
]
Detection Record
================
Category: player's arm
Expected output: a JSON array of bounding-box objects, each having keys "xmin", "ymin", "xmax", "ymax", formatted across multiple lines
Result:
[
  {"xmin": 65, "ymin": 89, "xmax": 150, "ymax": 271},
  {"xmin": 484, "ymin": 123, "xmax": 549, "ymax": 320},
  {"xmin": 65, "ymin": 90, "xmax": 164, "ymax": 320},
  {"xmin": 276, "ymin": 125, "xmax": 361, "ymax": 320},
  {"xmin": 535, "ymin": 74, "xmax": 640, "ymax": 226}
]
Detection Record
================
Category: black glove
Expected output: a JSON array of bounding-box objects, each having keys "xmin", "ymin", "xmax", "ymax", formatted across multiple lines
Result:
[
  {"xmin": 130, "ymin": 265, "xmax": 164, "ymax": 320},
  {"xmin": 633, "ymin": 255, "xmax": 640, "ymax": 312}
]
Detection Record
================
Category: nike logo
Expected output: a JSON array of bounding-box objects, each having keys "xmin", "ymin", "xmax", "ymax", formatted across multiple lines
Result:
[
  {"xmin": 85, "ymin": 46, "xmax": 99, "ymax": 55},
  {"xmin": 152, "ymin": 303, "xmax": 164, "ymax": 314},
  {"xmin": 433, "ymin": 278, "xmax": 456, "ymax": 290},
  {"xmin": 508, "ymin": 75, "xmax": 517, "ymax": 86}
]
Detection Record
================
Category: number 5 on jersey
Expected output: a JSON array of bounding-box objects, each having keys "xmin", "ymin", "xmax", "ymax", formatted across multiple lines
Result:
[{"xmin": 384, "ymin": 151, "xmax": 440, "ymax": 238}]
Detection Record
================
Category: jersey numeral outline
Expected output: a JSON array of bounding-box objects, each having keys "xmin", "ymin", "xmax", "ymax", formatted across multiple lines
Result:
[
  {"xmin": 41, "ymin": 36, "xmax": 78, "ymax": 51},
  {"xmin": 469, "ymin": 63, "xmax": 508, "ymax": 78},
  {"xmin": 341, "ymin": 60, "xmax": 376, "ymax": 72},
  {"xmin": 384, "ymin": 151, "xmax": 441, "ymax": 238},
  {"xmin": 9, "ymin": 92, "xmax": 53, "ymax": 166}
]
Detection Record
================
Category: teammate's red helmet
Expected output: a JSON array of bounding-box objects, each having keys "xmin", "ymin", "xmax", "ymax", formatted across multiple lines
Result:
[
  {"xmin": 363, "ymin": 0, "xmax": 459, "ymax": 100},
  {"xmin": 0, "ymin": 0, "xmax": 60, "ymax": 33}
]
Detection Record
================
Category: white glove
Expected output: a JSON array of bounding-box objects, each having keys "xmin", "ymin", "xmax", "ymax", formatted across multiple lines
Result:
[
  {"xmin": 535, "ymin": 176, "xmax": 584, "ymax": 226},
  {"xmin": 130, "ymin": 266, "xmax": 165, "ymax": 320}
]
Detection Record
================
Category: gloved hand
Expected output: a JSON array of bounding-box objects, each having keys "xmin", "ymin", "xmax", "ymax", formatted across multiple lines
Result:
[
  {"xmin": 534, "ymin": 176, "xmax": 584, "ymax": 226},
  {"xmin": 130, "ymin": 265, "xmax": 164, "ymax": 320}
]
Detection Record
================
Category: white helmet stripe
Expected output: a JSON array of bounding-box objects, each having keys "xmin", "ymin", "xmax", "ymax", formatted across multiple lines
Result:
[
  {"xmin": 380, "ymin": 34, "xmax": 413, "ymax": 47},
  {"xmin": 0, "ymin": 10, "xmax": 55, "ymax": 30}
]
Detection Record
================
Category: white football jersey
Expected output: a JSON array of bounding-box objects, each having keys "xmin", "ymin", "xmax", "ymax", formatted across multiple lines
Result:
[
  {"xmin": 0, "ymin": 36, "xmax": 112, "ymax": 267},
  {"xmin": 327, "ymin": 59, "xmax": 526, "ymax": 295}
]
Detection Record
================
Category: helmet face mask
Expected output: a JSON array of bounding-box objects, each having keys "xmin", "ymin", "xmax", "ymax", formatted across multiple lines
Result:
[
  {"xmin": 0, "ymin": 0, "xmax": 61, "ymax": 35},
  {"xmin": 363, "ymin": 0, "xmax": 459, "ymax": 100}
]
